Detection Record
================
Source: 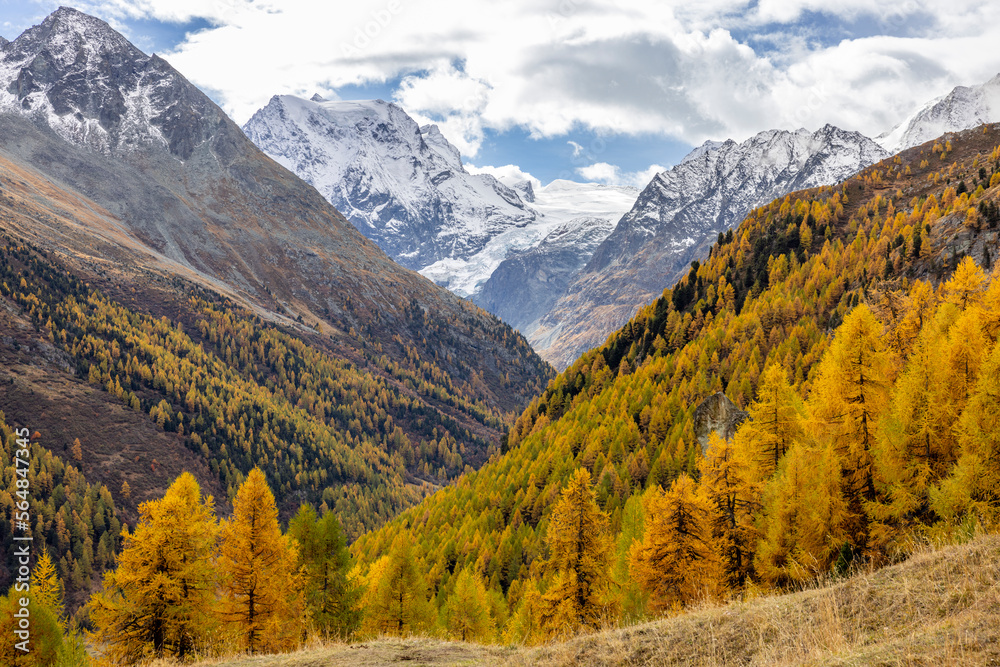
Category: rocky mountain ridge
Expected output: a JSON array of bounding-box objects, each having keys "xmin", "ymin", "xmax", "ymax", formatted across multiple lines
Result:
[
  {"xmin": 878, "ymin": 72, "xmax": 1000, "ymax": 153},
  {"xmin": 527, "ymin": 124, "xmax": 890, "ymax": 368}
]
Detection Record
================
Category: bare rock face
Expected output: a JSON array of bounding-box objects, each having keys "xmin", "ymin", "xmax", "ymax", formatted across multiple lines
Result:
[{"xmin": 693, "ymin": 392, "xmax": 748, "ymax": 454}]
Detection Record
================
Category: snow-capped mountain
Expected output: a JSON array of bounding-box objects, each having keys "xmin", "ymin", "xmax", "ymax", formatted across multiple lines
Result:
[
  {"xmin": 419, "ymin": 179, "xmax": 638, "ymax": 297},
  {"xmin": 878, "ymin": 73, "xmax": 1000, "ymax": 153},
  {"xmin": 0, "ymin": 7, "xmax": 552, "ymax": 417},
  {"xmin": 530, "ymin": 124, "xmax": 891, "ymax": 369},
  {"xmin": 0, "ymin": 7, "xmax": 204, "ymax": 157},
  {"xmin": 242, "ymin": 95, "xmax": 537, "ymax": 275},
  {"xmin": 469, "ymin": 181, "xmax": 637, "ymax": 326},
  {"xmin": 243, "ymin": 97, "xmax": 639, "ymax": 297}
]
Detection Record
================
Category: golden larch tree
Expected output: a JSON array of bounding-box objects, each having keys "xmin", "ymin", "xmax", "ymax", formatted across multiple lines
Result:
[
  {"xmin": 629, "ymin": 474, "xmax": 719, "ymax": 611},
  {"xmin": 443, "ymin": 568, "xmax": 495, "ymax": 642},
  {"xmin": 809, "ymin": 304, "xmax": 895, "ymax": 553},
  {"xmin": 358, "ymin": 533, "xmax": 434, "ymax": 637},
  {"xmin": 88, "ymin": 472, "xmax": 218, "ymax": 663},
  {"xmin": 218, "ymin": 468, "xmax": 303, "ymax": 654},
  {"xmin": 700, "ymin": 432, "xmax": 760, "ymax": 590},
  {"xmin": 754, "ymin": 442, "xmax": 850, "ymax": 585},
  {"xmin": 931, "ymin": 339, "xmax": 1000, "ymax": 526},
  {"xmin": 30, "ymin": 551, "xmax": 63, "ymax": 621},
  {"xmin": 539, "ymin": 468, "xmax": 615, "ymax": 635},
  {"xmin": 734, "ymin": 363, "xmax": 803, "ymax": 480}
]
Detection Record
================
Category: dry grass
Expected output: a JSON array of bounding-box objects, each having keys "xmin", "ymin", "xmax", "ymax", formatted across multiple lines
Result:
[
  {"xmin": 513, "ymin": 533, "xmax": 1000, "ymax": 666},
  {"xmin": 188, "ymin": 533, "xmax": 1000, "ymax": 667},
  {"xmin": 165, "ymin": 636, "xmax": 515, "ymax": 667}
]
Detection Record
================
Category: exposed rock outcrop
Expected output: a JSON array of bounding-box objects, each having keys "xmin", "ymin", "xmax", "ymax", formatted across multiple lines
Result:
[{"xmin": 693, "ymin": 392, "xmax": 748, "ymax": 454}]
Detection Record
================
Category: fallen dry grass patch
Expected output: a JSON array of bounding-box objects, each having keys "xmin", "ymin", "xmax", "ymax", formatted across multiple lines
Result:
[{"xmin": 511, "ymin": 533, "xmax": 1000, "ymax": 666}]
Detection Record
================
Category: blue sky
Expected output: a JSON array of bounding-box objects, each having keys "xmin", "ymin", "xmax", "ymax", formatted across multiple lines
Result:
[{"xmin": 4, "ymin": 1, "xmax": 999, "ymax": 187}]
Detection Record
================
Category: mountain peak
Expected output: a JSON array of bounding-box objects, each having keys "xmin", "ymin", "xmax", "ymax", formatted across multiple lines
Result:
[
  {"xmin": 243, "ymin": 93, "xmax": 536, "ymax": 281},
  {"xmin": 16, "ymin": 6, "xmax": 142, "ymax": 62},
  {"xmin": 877, "ymin": 72, "xmax": 1000, "ymax": 153}
]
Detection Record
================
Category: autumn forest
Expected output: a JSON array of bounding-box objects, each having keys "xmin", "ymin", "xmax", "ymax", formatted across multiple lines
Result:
[{"xmin": 3, "ymin": 119, "xmax": 1000, "ymax": 664}]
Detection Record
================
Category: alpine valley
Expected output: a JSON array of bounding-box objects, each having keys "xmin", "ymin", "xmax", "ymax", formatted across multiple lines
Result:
[
  {"xmin": 1, "ymin": 6, "xmax": 1000, "ymax": 667},
  {"xmin": 0, "ymin": 5, "xmax": 551, "ymax": 605},
  {"xmin": 243, "ymin": 98, "xmax": 891, "ymax": 369}
]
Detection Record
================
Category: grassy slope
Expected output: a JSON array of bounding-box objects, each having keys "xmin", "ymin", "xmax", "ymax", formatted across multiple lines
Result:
[{"xmin": 188, "ymin": 532, "xmax": 1000, "ymax": 666}]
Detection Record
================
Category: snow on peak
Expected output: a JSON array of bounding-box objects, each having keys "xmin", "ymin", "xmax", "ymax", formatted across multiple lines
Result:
[
  {"xmin": 420, "ymin": 124, "xmax": 463, "ymax": 170},
  {"xmin": 877, "ymin": 73, "xmax": 1000, "ymax": 153},
  {"xmin": 243, "ymin": 93, "xmax": 538, "ymax": 283},
  {"xmin": 0, "ymin": 7, "xmax": 183, "ymax": 155},
  {"xmin": 679, "ymin": 139, "xmax": 728, "ymax": 166},
  {"xmin": 589, "ymin": 124, "xmax": 889, "ymax": 274}
]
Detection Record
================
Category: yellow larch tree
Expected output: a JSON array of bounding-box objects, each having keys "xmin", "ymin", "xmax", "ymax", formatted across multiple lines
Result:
[
  {"xmin": 808, "ymin": 304, "xmax": 896, "ymax": 554},
  {"xmin": 30, "ymin": 551, "xmax": 63, "ymax": 621},
  {"xmin": 358, "ymin": 533, "xmax": 434, "ymax": 637},
  {"xmin": 734, "ymin": 363, "xmax": 803, "ymax": 480},
  {"xmin": 699, "ymin": 432, "xmax": 760, "ymax": 590},
  {"xmin": 538, "ymin": 468, "xmax": 615, "ymax": 635},
  {"xmin": 629, "ymin": 474, "xmax": 719, "ymax": 611},
  {"xmin": 754, "ymin": 441, "xmax": 849, "ymax": 586},
  {"xmin": 942, "ymin": 256, "xmax": 987, "ymax": 310},
  {"xmin": 443, "ymin": 568, "xmax": 495, "ymax": 642},
  {"xmin": 89, "ymin": 472, "xmax": 218, "ymax": 664},
  {"xmin": 218, "ymin": 468, "xmax": 303, "ymax": 654},
  {"xmin": 931, "ymin": 339, "xmax": 1000, "ymax": 526}
]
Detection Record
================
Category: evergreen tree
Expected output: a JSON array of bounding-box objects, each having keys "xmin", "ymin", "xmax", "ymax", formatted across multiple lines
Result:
[
  {"xmin": 611, "ymin": 492, "xmax": 649, "ymax": 622},
  {"xmin": 629, "ymin": 474, "xmax": 718, "ymax": 611},
  {"xmin": 88, "ymin": 472, "xmax": 218, "ymax": 663},
  {"xmin": 218, "ymin": 468, "xmax": 303, "ymax": 654},
  {"xmin": 539, "ymin": 468, "xmax": 615, "ymax": 635},
  {"xmin": 287, "ymin": 504, "xmax": 360, "ymax": 638}
]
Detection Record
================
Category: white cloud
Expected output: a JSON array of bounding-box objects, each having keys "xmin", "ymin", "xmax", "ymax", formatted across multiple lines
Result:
[
  {"xmin": 465, "ymin": 163, "xmax": 542, "ymax": 189},
  {"xmin": 89, "ymin": 0, "xmax": 1000, "ymax": 153},
  {"xmin": 576, "ymin": 162, "xmax": 665, "ymax": 188}
]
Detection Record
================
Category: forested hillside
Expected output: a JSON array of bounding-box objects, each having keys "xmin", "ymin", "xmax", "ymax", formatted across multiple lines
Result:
[
  {"xmin": 349, "ymin": 124, "xmax": 1000, "ymax": 641},
  {"xmin": 0, "ymin": 234, "xmax": 549, "ymax": 539}
]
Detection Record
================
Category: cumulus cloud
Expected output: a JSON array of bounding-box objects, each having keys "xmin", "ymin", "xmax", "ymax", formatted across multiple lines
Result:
[
  {"xmin": 465, "ymin": 163, "xmax": 542, "ymax": 189},
  {"xmin": 89, "ymin": 0, "xmax": 1000, "ymax": 155},
  {"xmin": 576, "ymin": 162, "xmax": 665, "ymax": 189}
]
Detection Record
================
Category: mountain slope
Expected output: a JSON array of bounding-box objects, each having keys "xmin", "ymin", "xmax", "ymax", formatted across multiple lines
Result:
[
  {"xmin": 0, "ymin": 8, "xmax": 550, "ymax": 412},
  {"xmin": 350, "ymin": 123, "xmax": 1000, "ymax": 624},
  {"xmin": 242, "ymin": 95, "xmax": 537, "ymax": 279},
  {"xmin": 191, "ymin": 532, "xmax": 1000, "ymax": 665},
  {"xmin": 0, "ymin": 8, "xmax": 553, "ymax": 541},
  {"xmin": 878, "ymin": 72, "xmax": 1000, "ymax": 153},
  {"xmin": 529, "ymin": 124, "xmax": 890, "ymax": 368}
]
